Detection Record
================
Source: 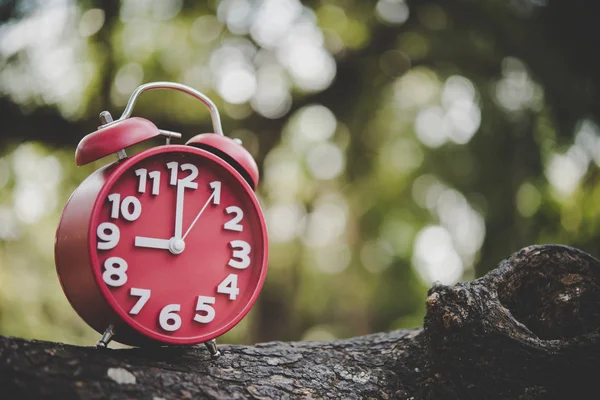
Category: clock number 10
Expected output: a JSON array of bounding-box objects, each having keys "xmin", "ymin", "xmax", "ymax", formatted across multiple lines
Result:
[{"xmin": 107, "ymin": 193, "xmax": 142, "ymax": 221}]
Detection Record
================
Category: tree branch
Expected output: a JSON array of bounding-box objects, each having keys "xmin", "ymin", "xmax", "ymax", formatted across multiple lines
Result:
[{"xmin": 2, "ymin": 244, "xmax": 599, "ymax": 399}]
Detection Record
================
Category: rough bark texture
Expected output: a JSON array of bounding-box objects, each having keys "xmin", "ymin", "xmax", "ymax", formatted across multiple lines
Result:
[{"xmin": 2, "ymin": 244, "xmax": 600, "ymax": 399}]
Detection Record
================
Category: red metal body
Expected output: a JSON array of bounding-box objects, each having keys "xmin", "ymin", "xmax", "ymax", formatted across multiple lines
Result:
[
  {"xmin": 186, "ymin": 133, "xmax": 260, "ymax": 188},
  {"xmin": 55, "ymin": 145, "xmax": 268, "ymax": 346},
  {"xmin": 75, "ymin": 118, "xmax": 161, "ymax": 166}
]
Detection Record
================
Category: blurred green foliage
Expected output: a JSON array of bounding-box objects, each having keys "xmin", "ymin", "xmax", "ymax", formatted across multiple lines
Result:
[{"xmin": 1, "ymin": 0, "xmax": 600, "ymax": 346}]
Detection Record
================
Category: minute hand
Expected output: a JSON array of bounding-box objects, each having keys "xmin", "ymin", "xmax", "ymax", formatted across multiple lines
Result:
[{"xmin": 183, "ymin": 182, "xmax": 221, "ymax": 239}]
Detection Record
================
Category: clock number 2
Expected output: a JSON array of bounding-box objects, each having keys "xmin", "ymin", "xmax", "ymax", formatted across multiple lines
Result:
[{"xmin": 224, "ymin": 206, "xmax": 244, "ymax": 232}]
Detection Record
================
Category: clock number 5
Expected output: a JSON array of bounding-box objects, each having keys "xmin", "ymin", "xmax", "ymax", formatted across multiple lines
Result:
[
  {"xmin": 194, "ymin": 296, "xmax": 216, "ymax": 323},
  {"xmin": 228, "ymin": 240, "xmax": 251, "ymax": 269}
]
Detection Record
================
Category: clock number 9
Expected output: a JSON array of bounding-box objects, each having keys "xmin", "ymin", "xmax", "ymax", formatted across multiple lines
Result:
[
  {"xmin": 96, "ymin": 222, "xmax": 120, "ymax": 250},
  {"xmin": 102, "ymin": 257, "xmax": 128, "ymax": 287}
]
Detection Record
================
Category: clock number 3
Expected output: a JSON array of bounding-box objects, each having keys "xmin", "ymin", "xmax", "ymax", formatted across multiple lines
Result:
[{"xmin": 228, "ymin": 240, "xmax": 251, "ymax": 269}]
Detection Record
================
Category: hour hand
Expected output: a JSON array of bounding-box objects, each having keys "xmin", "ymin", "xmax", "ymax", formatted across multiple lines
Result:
[{"xmin": 134, "ymin": 237, "xmax": 170, "ymax": 250}]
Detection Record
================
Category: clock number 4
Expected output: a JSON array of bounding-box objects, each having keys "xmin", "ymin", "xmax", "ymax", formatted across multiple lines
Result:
[
  {"xmin": 135, "ymin": 168, "xmax": 161, "ymax": 195},
  {"xmin": 107, "ymin": 193, "xmax": 142, "ymax": 221},
  {"xmin": 166, "ymin": 162, "xmax": 199, "ymax": 189},
  {"xmin": 217, "ymin": 274, "xmax": 240, "ymax": 300}
]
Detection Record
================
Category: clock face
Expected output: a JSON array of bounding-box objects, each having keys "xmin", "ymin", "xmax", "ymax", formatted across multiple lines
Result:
[{"xmin": 88, "ymin": 146, "xmax": 268, "ymax": 344}]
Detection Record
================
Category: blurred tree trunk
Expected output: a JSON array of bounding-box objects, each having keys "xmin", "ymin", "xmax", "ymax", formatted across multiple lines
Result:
[{"xmin": 2, "ymin": 244, "xmax": 599, "ymax": 399}]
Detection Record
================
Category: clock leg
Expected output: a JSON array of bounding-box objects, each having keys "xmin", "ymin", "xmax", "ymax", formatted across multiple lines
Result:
[
  {"xmin": 204, "ymin": 339, "xmax": 221, "ymax": 360},
  {"xmin": 96, "ymin": 324, "xmax": 116, "ymax": 348}
]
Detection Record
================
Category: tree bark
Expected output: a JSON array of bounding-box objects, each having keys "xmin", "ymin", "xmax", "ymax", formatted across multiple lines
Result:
[{"xmin": 2, "ymin": 244, "xmax": 599, "ymax": 399}]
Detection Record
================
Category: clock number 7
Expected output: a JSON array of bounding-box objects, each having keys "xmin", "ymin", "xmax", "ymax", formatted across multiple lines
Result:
[{"xmin": 129, "ymin": 288, "xmax": 151, "ymax": 315}]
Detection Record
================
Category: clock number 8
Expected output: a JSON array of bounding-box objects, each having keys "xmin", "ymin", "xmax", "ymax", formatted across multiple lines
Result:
[{"xmin": 102, "ymin": 257, "xmax": 128, "ymax": 287}]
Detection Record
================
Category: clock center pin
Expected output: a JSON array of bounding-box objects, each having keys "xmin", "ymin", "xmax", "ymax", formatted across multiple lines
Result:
[{"xmin": 169, "ymin": 237, "xmax": 186, "ymax": 254}]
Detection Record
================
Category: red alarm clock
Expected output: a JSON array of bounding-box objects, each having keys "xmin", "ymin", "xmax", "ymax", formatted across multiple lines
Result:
[{"xmin": 54, "ymin": 82, "xmax": 268, "ymax": 358}]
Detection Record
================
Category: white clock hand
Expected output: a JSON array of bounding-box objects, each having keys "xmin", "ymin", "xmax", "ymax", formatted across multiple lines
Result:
[
  {"xmin": 174, "ymin": 180, "xmax": 185, "ymax": 240},
  {"xmin": 135, "ymin": 236, "xmax": 170, "ymax": 249},
  {"xmin": 182, "ymin": 182, "xmax": 221, "ymax": 240}
]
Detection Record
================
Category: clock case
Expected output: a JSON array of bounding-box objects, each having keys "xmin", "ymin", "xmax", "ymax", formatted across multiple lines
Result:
[{"xmin": 54, "ymin": 83, "xmax": 264, "ymax": 357}]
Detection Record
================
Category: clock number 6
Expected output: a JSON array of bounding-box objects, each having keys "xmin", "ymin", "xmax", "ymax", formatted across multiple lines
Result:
[
  {"xmin": 159, "ymin": 304, "xmax": 182, "ymax": 332},
  {"xmin": 228, "ymin": 240, "xmax": 251, "ymax": 269}
]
